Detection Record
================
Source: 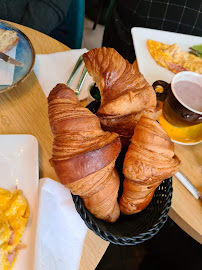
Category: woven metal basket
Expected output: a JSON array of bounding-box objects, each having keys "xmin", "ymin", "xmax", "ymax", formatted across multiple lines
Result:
[
  {"xmin": 72, "ymin": 176, "xmax": 172, "ymax": 245},
  {"xmin": 71, "ymin": 100, "xmax": 173, "ymax": 245}
]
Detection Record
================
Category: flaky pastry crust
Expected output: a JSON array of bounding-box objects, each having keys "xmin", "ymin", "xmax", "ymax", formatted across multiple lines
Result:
[
  {"xmin": 48, "ymin": 84, "xmax": 121, "ymax": 222},
  {"xmin": 83, "ymin": 47, "xmax": 157, "ymax": 148},
  {"xmin": 120, "ymin": 116, "xmax": 180, "ymax": 215}
]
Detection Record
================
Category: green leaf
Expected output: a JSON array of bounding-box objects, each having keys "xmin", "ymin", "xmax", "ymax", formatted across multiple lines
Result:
[{"xmin": 191, "ymin": 44, "xmax": 202, "ymax": 54}]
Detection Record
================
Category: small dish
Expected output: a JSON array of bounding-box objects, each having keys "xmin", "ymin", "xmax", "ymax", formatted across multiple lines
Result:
[
  {"xmin": 0, "ymin": 20, "xmax": 35, "ymax": 93},
  {"xmin": 158, "ymin": 112, "xmax": 202, "ymax": 145},
  {"xmin": 0, "ymin": 134, "xmax": 39, "ymax": 269},
  {"xmin": 154, "ymin": 94, "xmax": 202, "ymax": 146}
]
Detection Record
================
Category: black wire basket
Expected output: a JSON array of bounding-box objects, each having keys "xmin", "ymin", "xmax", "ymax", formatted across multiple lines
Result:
[
  {"xmin": 72, "ymin": 100, "xmax": 173, "ymax": 245},
  {"xmin": 72, "ymin": 150, "xmax": 173, "ymax": 246},
  {"xmin": 72, "ymin": 176, "xmax": 172, "ymax": 246}
]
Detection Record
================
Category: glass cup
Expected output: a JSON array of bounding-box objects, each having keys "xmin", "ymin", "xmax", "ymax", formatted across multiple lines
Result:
[
  {"xmin": 86, "ymin": 83, "xmax": 101, "ymax": 113},
  {"xmin": 87, "ymin": 82, "xmax": 96, "ymax": 105},
  {"xmin": 153, "ymin": 71, "xmax": 202, "ymax": 127}
]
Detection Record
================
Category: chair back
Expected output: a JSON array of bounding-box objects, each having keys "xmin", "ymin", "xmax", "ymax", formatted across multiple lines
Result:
[{"xmin": 50, "ymin": 0, "xmax": 85, "ymax": 49}]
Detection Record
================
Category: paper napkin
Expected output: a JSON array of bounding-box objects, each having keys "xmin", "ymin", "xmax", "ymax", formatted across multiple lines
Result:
[
  {"xmin": 33, "ymin": 48, "xmax": 94, "ymax": 100},
  {"xmin": 34, "ymin": 178, "xmax": 88, "ymax": 270},
  {"xmin": 0, "ymin": 46, "xmax": 17, "ymax": 85}
]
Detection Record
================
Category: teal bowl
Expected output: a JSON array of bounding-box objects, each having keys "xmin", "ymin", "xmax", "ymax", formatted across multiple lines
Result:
[{"xmin": 0, "ymin": 20, "xmax": 35, "ymax": 93}]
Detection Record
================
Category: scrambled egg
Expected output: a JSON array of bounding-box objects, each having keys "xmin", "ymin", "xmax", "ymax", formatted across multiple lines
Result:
[
  {"xmin": 0, "ymin": 188, "xmax": 29, "ymax": 270},
  {"xmin": 147, "ymin": 39, "xmax": 202, "ymax": 74}
]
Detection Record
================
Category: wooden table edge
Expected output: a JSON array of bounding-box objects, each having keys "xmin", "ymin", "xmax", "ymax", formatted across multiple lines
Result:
[{"xmin": 169, "ymin": 207, "xmax": 202, "ymax": 244}]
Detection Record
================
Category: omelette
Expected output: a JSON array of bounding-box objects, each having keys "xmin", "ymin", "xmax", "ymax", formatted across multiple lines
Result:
[
  {"xmin": 0, "ymin": 188, "xmax": 29, "ymax": 270},
  {"xmin": 147, "ymin": 39, "xmax": 202, "ymax": 74}
]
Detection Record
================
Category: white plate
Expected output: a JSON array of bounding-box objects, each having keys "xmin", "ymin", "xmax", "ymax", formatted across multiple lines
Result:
[
  {"xmin": 131, "ymin": 27, "xmax": 202, "ymax": 85},
  {"xmin": 0, "ymin": 134, "xmax": 39, "ymax": 270}
]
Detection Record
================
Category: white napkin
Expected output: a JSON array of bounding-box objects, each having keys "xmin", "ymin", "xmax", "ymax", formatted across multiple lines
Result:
[
  {"xmin": 0, "ymin": 46, "xmax": 17, "ymax": 85},
  {"xmin": 33, "ymin": 48, "xmax": 93, "ymax": 100},
  {"xmin": 34, "ymin": 178, "xmax": 88, "ymax": 270}
]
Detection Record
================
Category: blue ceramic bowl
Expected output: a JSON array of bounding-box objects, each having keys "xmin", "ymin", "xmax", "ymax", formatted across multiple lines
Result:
[{"xmin": 0, "ymin": 20, "xmax": 35, "ymax": 93}]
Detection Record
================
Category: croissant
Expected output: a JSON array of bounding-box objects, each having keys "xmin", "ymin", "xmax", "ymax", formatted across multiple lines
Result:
[
  {"xmin": 83, "ymin": 47, "xmax": 157, "ymax": 148},
  {"xmin": 120, "ymin": 116, "xmax": 180, "ymax": 215},
  {"xmin": 48, "ymin": 84, "xmax": 122, "ymax": 222}
]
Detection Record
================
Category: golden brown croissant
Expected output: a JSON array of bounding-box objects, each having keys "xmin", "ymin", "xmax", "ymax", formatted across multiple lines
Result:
[
  {"xmin": 83, "ymin": 47, "xmax": 157, "ymax": 148},
  {"xmin": 48, "ymin": 84, "xmax": 121, "ymax": 222},
  {"xmin": 119, "ymin": 116, "xmax": 180, "ymax": 215}
]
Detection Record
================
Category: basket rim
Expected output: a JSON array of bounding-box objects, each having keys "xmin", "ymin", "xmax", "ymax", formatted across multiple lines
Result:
[{"xmin": 72, "ymin": 177, "xmax": 173, "ymax": 245}]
